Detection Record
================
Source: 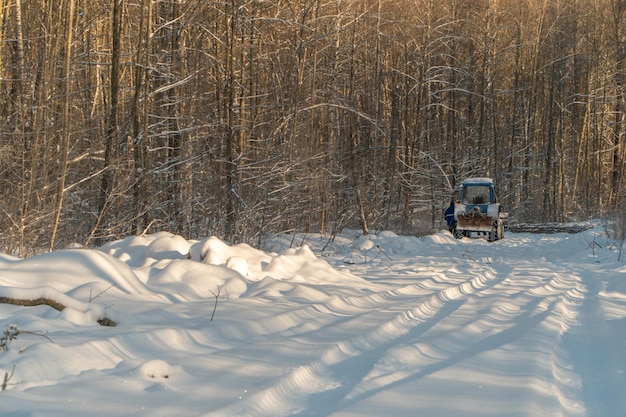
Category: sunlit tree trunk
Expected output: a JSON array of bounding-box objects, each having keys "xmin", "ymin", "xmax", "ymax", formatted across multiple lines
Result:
[
  {"xmin": 50, "ymin": 0, "xmax": 76, "ymax": 250},
  {"xmin": 131, "ymin": 0, "xmax": 153, "ymax": 235},
  {"xmin": 609, "ymin": 0, "xmax": 625, "ymax": 208},
  {"xmin": 100, "ymin": 0, "xmax": 123, "ymax": 235},
  {"xmin": 13, "ymin": 0, "xmax": 27, "ymax": 256}
]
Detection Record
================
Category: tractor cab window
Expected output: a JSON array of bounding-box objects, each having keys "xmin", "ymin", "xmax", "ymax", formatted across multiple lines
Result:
[{"xmin": 463, "ymin": 185, "xmax": 490, "ymax": 205}]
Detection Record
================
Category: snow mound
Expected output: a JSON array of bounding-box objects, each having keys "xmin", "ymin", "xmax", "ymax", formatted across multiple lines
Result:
[
  {"xmin": 136, "ymin": 359, "xmax": 173, "ymax": 379},
  {"xmin": 100, "ymin": 232, "xmax": 189, "ymax": 268},
  {"xmin": 147, "ymin": 259, "xmax": 248, "ymax": 301},
  {"xmin": 189, "ymin": 236, "xmax": 272, "ymax": 277}
]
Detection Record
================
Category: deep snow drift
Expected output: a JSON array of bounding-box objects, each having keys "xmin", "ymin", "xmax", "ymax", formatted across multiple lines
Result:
[{"xmin": 0, "ymin": 226, "xmax": 625, "ymax": 417}]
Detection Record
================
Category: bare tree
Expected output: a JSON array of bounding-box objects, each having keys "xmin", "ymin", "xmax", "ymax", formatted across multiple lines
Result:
[{"xmin": 2, "ymin": 0, "xmax": 626, "ymax": 253}]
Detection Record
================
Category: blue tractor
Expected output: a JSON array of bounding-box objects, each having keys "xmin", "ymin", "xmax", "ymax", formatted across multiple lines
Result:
[{"xmin": 450, "ymin": 178, "xmax": 507, "ymax": 241}]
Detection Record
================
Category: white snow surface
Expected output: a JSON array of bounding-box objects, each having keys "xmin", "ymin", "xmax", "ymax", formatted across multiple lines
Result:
[{"xmin": 1, "ymin": 226, "xmax": 625, "ymax": 417}]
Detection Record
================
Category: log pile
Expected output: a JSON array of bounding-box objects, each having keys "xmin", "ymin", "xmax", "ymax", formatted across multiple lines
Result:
[{"xmin": 507, "ymin": 222, "xmax": 594, "ymax": 234}]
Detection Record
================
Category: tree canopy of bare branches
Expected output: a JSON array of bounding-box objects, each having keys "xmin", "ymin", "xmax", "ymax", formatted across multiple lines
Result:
[{"xmin": 0, "ymin": 0, "xmax": 624, "ymax": 254}]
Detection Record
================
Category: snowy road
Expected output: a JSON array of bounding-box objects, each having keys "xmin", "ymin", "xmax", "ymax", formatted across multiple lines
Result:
[
  {"xmin": 249, "ymin": 231, "xmax": 626, "ymax": 417},
  {"xmin": 0, "ymin": 227, "xmax": 625, "ymax": 416}
]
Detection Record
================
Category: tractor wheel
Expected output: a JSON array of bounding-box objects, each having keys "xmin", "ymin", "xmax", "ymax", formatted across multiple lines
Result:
[{"xmin": 497, "ymin": 224, "xmax": 504, "ymax": 240}]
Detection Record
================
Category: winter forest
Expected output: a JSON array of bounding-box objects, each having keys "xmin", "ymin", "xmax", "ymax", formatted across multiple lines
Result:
[{"xmin": 0, "ymin": 0, "xmax": 625, "ymax": 255}]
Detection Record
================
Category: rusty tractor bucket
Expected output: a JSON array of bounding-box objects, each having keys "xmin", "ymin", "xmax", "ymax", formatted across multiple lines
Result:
[{"xmin": 457, "ymin": 210, "xmax": 494, "ymax": 232}]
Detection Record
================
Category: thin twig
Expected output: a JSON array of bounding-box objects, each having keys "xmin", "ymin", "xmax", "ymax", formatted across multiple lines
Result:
[
  {"xmin": 1, "ymin": 325, "xmax": 54, "ymax": 352},
  {"xmin": 89, "ymin": 284, "xmax": 115, "ymax": 302},
  {"xmin": 18, "ymin": 329, "xmax": 55, "ymax": 344},
  {"xmin": 2, "ymin": 364, "xmax": 16, "ymax": 391},
  {"xmin": 377, "ymin": 244, "xmax": 393, "ymax": 261},
  {"xmin": 208, "ymin": 286, "xmax": 221, "ymax": 322}
]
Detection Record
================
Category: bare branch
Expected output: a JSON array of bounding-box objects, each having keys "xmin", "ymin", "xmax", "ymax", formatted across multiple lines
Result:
[{"xmin": 208, "ymin": 286, "xmax": 221, "ymax": 322}]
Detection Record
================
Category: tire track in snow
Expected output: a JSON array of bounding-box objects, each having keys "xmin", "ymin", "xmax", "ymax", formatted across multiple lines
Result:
[
  {"xmin": 336, "ymin": 258, "xmax": 592, "ymax": 417},
  {"xmin": 506, "ymin": 266, "xmax": 588, "ymax": 417},
  {"xmin": 207, "ymin": 235, "xmax": 603, "ymax": 417},
  {"xmin": 463, "ymin": 259, "xmax": 592, "ymax": 416},
  {"xmin": 454, "ymin": 256, "xmax": 592, "ymax": 417},
  {"xmin": 203, "ymin": 262, "xmax": 504, "ymax": 417},
  {"xmin": 203, "ymin": 269, "xmax": 480, "ymax": 345}
]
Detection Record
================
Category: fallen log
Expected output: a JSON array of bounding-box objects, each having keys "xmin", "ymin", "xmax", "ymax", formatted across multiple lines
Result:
[
  {"xmin": 0, "ymin": 297, "xmax": 116, "ymax": 327},
  {"xmin": 507, "ymin": 222, "xmax": 594, "ymax": 234}
]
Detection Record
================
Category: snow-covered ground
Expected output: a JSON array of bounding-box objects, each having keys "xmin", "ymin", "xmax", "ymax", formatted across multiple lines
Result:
[{"xmin": 0, "ymin": 225, "xmax": 625, "ymax": 417}]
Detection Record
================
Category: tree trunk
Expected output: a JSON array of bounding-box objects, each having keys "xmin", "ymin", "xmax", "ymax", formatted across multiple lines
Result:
[{"xmin": 50, "ymin": 0, "xmax": 76, "ymax": 250}]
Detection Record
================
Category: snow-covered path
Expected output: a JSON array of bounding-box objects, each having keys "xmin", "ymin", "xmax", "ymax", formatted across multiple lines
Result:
[
  {"xmin": 0, "ymin": 227, "xmax": 624, "ymax": 416},
  {"xmin": 331, "ymin": 233, "xmax": 626, "ymax": 417}
]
